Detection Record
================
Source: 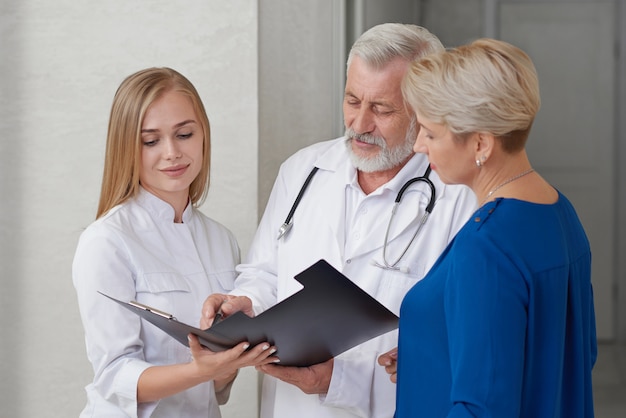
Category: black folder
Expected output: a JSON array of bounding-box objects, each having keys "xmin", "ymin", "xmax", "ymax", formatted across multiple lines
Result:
[{"xmin": 101, "ymin": 259, "xmax": 399, "ymax": 366}]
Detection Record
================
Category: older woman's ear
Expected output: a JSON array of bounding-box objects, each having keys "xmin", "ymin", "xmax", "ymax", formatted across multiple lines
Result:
[{"xmin": 474, "ymin": 132, "xmax": 496, "ymax": 166}]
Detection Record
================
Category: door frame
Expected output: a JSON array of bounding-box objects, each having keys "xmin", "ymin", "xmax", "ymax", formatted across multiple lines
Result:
[{"xmin": 617, "ymin": 0, "xmax": 626, "ymax": 343}]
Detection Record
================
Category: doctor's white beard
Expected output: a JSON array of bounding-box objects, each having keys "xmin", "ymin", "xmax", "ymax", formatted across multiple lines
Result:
[{"xmin": 344, "ymin": 117, "xmax": 416, "ymax": 173}]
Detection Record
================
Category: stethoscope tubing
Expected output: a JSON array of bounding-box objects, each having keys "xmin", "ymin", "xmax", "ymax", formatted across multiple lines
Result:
[
  {"xmin": 379, "ymin": 165, "xmax": 435, "ymax": 269},
  {"xmin": 276, "ymin": 163, "xmax": 436, "ymax": 273},
  {"xmin": 277, "ymin": 166, "xmax": 319, "ymax": 240}
]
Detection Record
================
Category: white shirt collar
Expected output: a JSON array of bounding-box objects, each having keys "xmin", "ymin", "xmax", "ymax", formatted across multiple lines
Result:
[{"xmin": 136, "ymin": 187, "xmax": 194, "ymax": 223}]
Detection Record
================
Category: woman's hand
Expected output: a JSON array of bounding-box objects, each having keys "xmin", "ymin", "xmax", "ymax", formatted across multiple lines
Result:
[
  {"xmin": 378, "ymin": 347, "xmax": 398, "ymax": 383},
  {"xmin": 188, "ymin": 333, "xmax": 279, "ymax": 382},
  {"xmin": 136, "ymin": 334, "xmax": 278, "ymax": 403}
]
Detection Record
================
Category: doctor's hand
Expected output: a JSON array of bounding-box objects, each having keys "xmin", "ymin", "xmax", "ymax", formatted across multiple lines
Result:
[
  {"xmin": 201, "ymin": 293, "xmax": 254, "ymax": 329},
  {"xmin": 378, "ymin": 347, "xmax": 397, "ymax": 383},
  {"xmin": 256, "ymin": 358, "xmax": 333, "ymax": 395}
]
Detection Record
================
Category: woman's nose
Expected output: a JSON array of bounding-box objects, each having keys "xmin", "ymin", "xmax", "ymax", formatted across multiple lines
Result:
[
  {"xmin": 164, "ymin": 138, "xmax": 182, "ymax": 159},
  {"xmin": 413, "ymin": 130, "xmax": 428, "ymax": 154}
]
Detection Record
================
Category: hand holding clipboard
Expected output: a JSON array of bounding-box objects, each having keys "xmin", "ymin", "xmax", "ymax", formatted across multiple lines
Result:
[{"xmin": 102, "ymin": 260, "xmax": 398, "ymax": 367}]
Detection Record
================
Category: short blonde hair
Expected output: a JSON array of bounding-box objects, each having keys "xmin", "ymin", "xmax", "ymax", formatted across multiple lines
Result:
[
  {"xmin": 96, "ymin": 67, "xmax": 211, "ymax": 219},
  {"xmin": 403, "ymin": 38, "xmax": 541, "ymax": 151}
]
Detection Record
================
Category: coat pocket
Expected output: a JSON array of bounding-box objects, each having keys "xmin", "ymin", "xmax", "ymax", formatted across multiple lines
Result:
[{"xmin": 135, "ymin": 272, "xmax": 192, "ymax": 294}]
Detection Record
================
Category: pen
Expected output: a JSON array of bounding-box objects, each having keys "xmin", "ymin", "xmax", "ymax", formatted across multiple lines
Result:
[
  {"xmin": 212, "ymin": 308, "xmax": 224, "ymax": 326},
  {"xmin": 212, "ymin": 295, "xmax": 233, "ymax": 326}
]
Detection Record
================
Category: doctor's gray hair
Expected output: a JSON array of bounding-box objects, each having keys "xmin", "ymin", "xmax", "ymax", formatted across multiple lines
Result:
[{"xmin": 347, "ymin": 23, "xmax": 444, "ymax": 71}]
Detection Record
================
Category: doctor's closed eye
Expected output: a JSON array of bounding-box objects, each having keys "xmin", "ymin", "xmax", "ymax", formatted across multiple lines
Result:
[{"xmin": 372, "ymin": 106, "xmax": 394, "ymax": 116}]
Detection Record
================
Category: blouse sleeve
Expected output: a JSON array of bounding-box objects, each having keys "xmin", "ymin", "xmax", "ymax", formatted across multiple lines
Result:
[
  {"xmin": 444, "ymin": 234, "xmax": 528, "ymax": 417},
  {"xmin": 72, "ymin": 224, "xmax": 156, "ymax": 418}
]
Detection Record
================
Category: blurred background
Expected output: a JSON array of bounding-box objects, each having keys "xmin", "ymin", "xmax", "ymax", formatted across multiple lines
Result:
[{"xmin": 1, "ymin": 0, "xmax": 624, "ymax": 416}]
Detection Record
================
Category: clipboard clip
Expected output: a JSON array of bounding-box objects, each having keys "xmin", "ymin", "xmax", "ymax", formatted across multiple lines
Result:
[{"xmin": 129, "ymin": 300, "xmax": 177, "ymax": 320}]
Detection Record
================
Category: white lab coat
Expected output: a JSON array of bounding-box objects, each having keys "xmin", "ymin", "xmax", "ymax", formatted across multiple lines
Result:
[
  {"xmin": 73, "ymin": 188, "xmax": 240, "ymax": 418},
  {"xmin": 233, "ymin": 138, "xmax": 477, "ymax": 418}
]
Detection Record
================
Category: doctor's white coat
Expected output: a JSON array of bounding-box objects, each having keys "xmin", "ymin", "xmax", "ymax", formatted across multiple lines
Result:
[{"xmin": 233, "ymin": 137, "xmax": 477, "ymax": 418}]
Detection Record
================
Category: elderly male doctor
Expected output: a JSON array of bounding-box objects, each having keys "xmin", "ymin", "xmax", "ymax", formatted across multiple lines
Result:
[{"xmin": 202, "ymin": 24, "xmax": 476, "ymax": 418}]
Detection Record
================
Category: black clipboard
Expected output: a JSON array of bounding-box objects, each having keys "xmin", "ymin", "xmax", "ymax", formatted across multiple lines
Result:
[{"xmin": 101, "ymin": 259, "xmax": 399, "ymax": 366}]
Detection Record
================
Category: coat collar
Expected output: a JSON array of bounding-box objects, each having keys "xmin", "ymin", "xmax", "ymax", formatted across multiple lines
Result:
[
  {"xmin": 310, "ymin": 138, "xmax": 436, "ymax": 259},
  {"xmin": 136, "ymin": 187, "xmax": 194, "ymax": 224}
]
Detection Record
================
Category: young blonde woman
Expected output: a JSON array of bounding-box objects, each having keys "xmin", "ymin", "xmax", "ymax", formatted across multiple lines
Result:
[
  {"xmin": 380, "ymin": 39, "xmax": 596, "ymax": 417},
  {"xmin": 73, "ymin": 67, "xmax": 277, "ymax": 417}
]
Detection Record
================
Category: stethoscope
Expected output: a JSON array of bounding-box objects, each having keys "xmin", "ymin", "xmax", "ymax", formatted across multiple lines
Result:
[
  {"xmin": 277, "ymin": 166, "xmax": 319, "ymax": 240},
  {"xmin": 277, "ymin": 165, "xmax": 436, "ymax": 273},
  {"xmin": 371, "ymin": 165, "xmax": 435, "ymax": 273}
]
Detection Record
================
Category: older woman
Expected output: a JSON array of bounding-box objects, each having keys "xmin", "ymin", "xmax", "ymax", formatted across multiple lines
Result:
[{"xmin": 380, "ymin": 39, "xmax": 597, "ymax": 417}]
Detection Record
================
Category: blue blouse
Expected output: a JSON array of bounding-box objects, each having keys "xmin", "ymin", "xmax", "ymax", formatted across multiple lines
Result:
[{"xmin": 396, "ymin": 193, "xmax": 597, "ymax": 417}]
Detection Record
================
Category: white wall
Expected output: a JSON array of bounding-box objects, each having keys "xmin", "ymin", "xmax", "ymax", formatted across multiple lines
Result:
[
  {"xmin": 258, "ymin": 1, "xmax": 345, "ymax": 215},
  {"xmin": 0, "ymin": 1, "xmax": 259, "ymax": 416}
]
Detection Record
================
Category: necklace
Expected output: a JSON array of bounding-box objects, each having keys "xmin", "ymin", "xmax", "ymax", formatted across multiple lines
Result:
[{"xmin": 481, "ymin": 168, "xmax": 534, "ymax": 206}]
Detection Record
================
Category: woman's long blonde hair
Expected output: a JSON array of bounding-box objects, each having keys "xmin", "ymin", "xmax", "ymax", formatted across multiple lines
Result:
[{"xmin": 96, "ymin": 67, "xmax": 211, "ymax": 219}]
